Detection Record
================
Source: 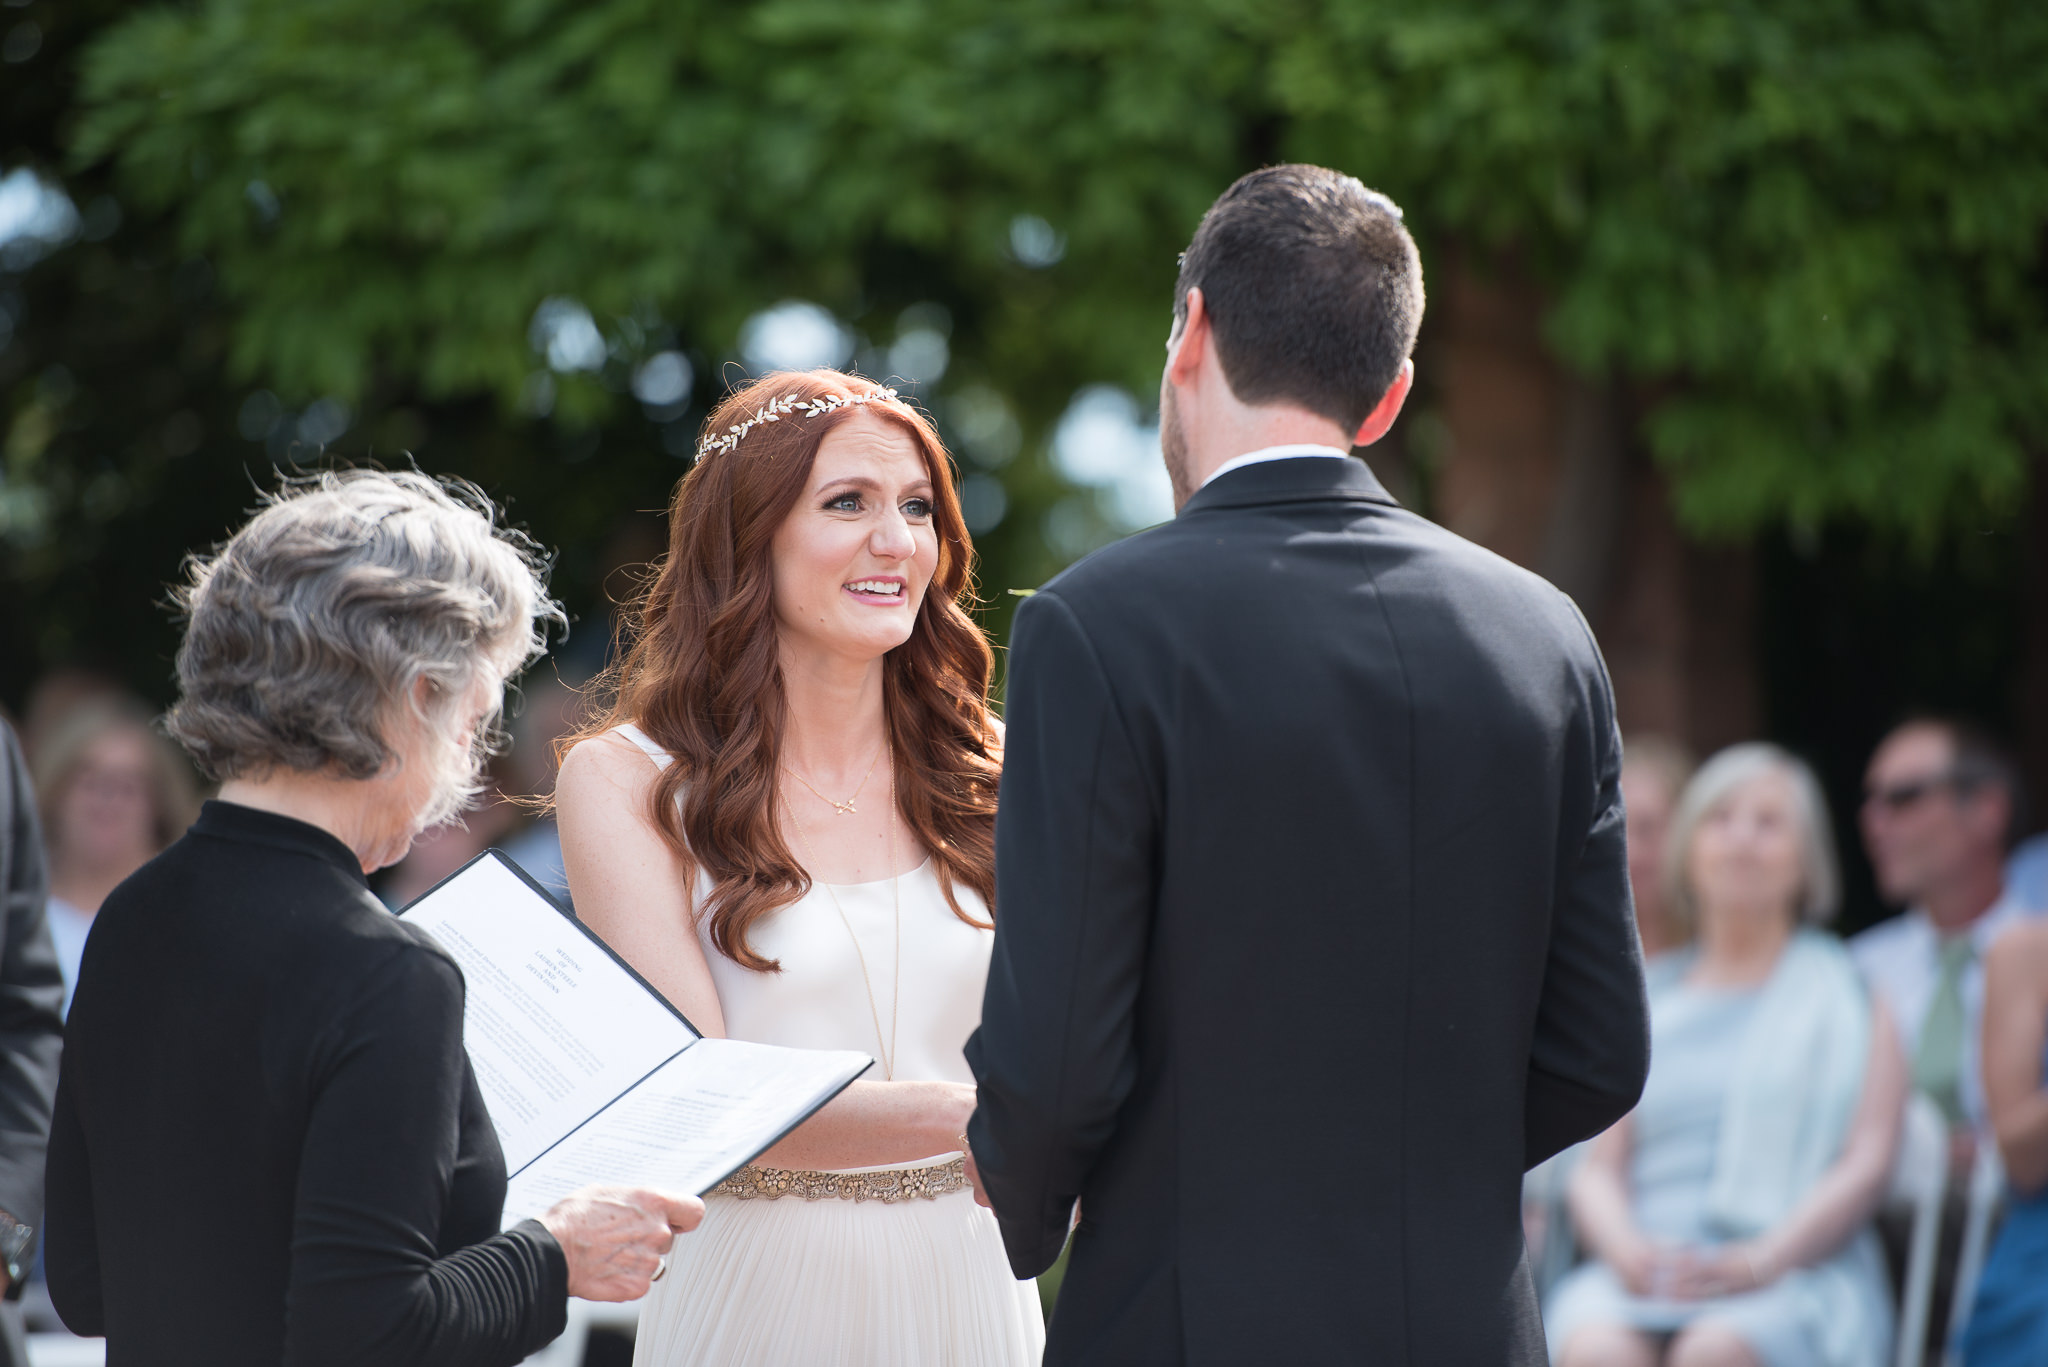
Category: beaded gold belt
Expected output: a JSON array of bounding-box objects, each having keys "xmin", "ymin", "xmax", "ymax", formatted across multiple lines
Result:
[{"xmin": 710, "ymin": 1155, "xmax": 968, "ymax": 1203}]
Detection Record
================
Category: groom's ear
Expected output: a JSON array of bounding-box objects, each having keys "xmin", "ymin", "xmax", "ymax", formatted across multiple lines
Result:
[
  {"xmin": 1351, "ymin": 359, "xmax": 1415, "ymax": 448},
  {"xmin": 1166, "ymin": 288, "xmax": 1211, "ymax": 388}
]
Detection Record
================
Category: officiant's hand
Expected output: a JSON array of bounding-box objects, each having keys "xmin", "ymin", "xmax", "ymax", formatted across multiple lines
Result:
[{"xmin": 542, "ymin": 1185, "xmax": 704, "ymax": 1301}]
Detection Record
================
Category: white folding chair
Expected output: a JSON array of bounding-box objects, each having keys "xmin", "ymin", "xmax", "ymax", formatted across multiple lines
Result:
[
  {"xmin": 1523, "ymin": 1145, "xmax": 1583, "ymax": 1300},
  {"xmin": 519, "ymin": 1296, "xmax": 643, "ymax": 1367},
  {"xmin": 583, "ymin": 1300, "xmax": 642, "ymax": 1339},
  {"xmin": 1885, "ymin": 1093, "xmax": 1948, "ymax": 1367},
  {"xmin": 519, "ymin": 1298, "xmax": 591, "ymax": 1367},
  {"xmin": 1943, "ymin": 1141, "xmax": 2006, "ymax": 1367},
  {"xmin": 24, "ymin": 1334, "xmax": 106, "ymax": 1367}
]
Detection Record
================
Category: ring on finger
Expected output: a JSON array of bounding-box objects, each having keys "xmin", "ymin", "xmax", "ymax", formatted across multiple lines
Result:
[{"xmin": 651, "ymin": 1255, "xmax": 669, "ymax": 1283}]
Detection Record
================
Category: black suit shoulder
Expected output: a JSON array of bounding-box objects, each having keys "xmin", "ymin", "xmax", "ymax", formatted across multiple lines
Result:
[{"xmin": 1036, "ymin": 471, "xmax": 1600, "ymax": 679}]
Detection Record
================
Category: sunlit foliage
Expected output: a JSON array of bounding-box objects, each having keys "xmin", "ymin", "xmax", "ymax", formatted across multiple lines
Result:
[{"xmin": 69, "ymin": 0, "xmax": 2048, "ymax": 542}]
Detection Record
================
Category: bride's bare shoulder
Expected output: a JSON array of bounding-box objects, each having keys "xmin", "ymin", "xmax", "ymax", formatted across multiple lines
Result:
[{"xmin": 557, "ymin": 727, "xmax": 664, "ymax": 806}]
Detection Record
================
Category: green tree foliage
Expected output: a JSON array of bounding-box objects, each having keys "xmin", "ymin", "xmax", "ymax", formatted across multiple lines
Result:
[
  {"xmin": 70, "ymin": 0, "xmax": 2048, "ymax": 541},
  {"xmin": 5, "ymin": 0, "xmax": 2044, "ymax": 708},
  {"xmin": 1276, "ymin": 0, "xmax": 2048, "ymax": 536}
]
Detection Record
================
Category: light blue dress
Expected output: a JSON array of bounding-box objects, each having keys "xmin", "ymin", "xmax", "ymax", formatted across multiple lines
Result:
[
  {"xmin": 1960, "ymin": 1041, "xmax": 2048, "ymax": 1365},
  {"xmin": 1545, "ymin": 956, "xmax": 1892, "ymax": 1366}
]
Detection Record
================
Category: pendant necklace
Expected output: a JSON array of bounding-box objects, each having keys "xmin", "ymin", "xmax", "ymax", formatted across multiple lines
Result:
[
  {"xmin": 782, "ymin": 743, "xmax": 882, "ymax": 816},
  {"xmin": 786, "ymin": 772, "xmax": 901, "ymax": 1081}
]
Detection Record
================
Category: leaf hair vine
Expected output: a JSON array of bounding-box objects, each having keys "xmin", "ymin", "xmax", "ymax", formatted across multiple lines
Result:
[{"xmin": 695, "ymin": 386, "xmax": 902, "ymax": 460}]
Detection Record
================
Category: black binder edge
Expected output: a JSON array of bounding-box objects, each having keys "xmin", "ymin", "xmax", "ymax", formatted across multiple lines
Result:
[
  {"xmin": 396, "ymin": 846, "xmax": 704, "ymax": 1037},
  {"xmin": 399, "ymin": 846, "xmax": 875, "ymax": 1195}
]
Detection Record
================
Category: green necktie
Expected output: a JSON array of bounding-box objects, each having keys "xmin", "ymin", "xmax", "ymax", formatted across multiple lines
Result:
[{"xmin": 1914, "ymin": 935, "xmax": 1976, "ymax": 1126}]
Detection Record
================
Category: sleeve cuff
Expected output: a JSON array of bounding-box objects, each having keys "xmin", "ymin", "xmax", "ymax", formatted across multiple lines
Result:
[{"xmin": 510, "ymin": 1218, "xmax": 570, "ymax": 1343}]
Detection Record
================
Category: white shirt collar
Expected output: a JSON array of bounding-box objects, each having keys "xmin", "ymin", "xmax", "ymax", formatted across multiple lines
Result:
[
  {"xmin": 1200, "ymin": 444, "xmax": 1351, "ymax": 490},
  {"xmin": 1879, "ymin": 887, "xmax": 2033, "ymax": 955},
  {"xmin": 1965, "ymin": 887, "xmax": 2030, "ymax": 949}
]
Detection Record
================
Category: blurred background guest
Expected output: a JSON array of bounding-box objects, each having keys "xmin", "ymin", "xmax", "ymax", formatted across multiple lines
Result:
[
  {"xmin": 1852, "ymin": 719, "xmax": 2031, "ymax": 1144},
  {"xmin": 1850, "ymin": 719, "xmax": 2029, "ymax": 1356},
  {"xmin": 1966, "ymin": 916, "xmax": 2048, "ymax": 1363},
  {"xmin": 1527, "ymin": 734, "xmax": 1702, "ymax": 1276},
  {"xmin": 2007, "ymin": 832, "xmax": 2048, "ymax": 916},
  {"xmin": 0, "ymin": 720, "xmax": 64, "ymax": 1367},
  {"xmin": 1548, "ymin": 744, "xmax": 1904, "ymax": 1367},
  {"xmin": 496, "ymin": 672, "xmax": 584, "ymax": 904},
  {"xmin": 376, "ymin": 673, "xmax": 583, "ymax": 911},
  {"xmin": 1623, "ymin": 735, "xmax": 1698, "ymax": 960},
  {"xmin": 45, "ymin": 470, "xmax": 699, "ymax": 1364},
  {"xmin": 374, "ymin": 767, "xmax": 521, "ymax": 911},
  {"xmin": 15, "ymin": 673, "xmax": 124, "ymax": 772},
  {"xmin": 29, "ymin": 699, "xmax": 199, "ymax": 1016}
]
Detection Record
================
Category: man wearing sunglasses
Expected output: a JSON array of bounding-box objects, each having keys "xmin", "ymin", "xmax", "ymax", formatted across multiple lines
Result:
[
  {"xmin": 1851, "ymin": 718, "xmax": 2032, "ymax": 1351},
  {"xmin": 1852, "ymin": 717, "xmax": 2032, "ymax": 1152}
]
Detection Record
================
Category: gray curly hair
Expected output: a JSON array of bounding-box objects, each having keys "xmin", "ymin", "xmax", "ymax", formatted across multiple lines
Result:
[{"xmin": 166, "ymin": 469, "xmax": 564, "ymax": 827}]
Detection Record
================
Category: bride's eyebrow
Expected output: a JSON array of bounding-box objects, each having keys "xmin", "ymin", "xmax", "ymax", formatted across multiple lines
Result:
[
  {"xmin": 815, "ymin": 475, "xmax": 934, "ymax": 497},
  {"xmin": 816, "ymin": 476, "xmax": 882, "ymax": 496}
]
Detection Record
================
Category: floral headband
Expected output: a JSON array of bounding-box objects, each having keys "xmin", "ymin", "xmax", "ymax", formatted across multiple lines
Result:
[{"xmin": 695, "ymin": 386, "xmax": 902, "ymax": 460}]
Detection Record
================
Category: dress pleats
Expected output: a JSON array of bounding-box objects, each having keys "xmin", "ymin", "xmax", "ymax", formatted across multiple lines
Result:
[{"xmin": 633, "ymin": 1178, "xmax": 1044, "ymax": 1366}]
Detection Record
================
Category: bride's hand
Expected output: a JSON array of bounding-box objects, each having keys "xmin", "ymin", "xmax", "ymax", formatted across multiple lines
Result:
[
  {"xmin": 927, "ymin": 1081, "xmax": 977, "ymax": 1156},
  {"xmin": 962, "ymin": 1145, "xmax": 992, "ymax": 1208},
  {"xmin": 754, "ymin": 1079, "xmax": 976, "ymax": 1170}
]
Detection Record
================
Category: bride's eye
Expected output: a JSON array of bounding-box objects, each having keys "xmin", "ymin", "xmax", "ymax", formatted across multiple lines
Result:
[
  {"xmin": 825, "ymin": 492, "xmax": 863, "ymax": 512},
  {"xmin": 901, "ymin": 497, "xmax": 933, "ymax": 520}
]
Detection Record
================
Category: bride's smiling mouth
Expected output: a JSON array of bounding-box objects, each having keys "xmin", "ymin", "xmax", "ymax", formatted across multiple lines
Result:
[{"xmin": 844, "ymin": 576, "xmax": 908, "ymax": 605}]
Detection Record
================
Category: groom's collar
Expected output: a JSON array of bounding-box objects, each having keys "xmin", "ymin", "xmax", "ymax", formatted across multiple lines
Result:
[
  {"xmin": 1177, "ymin": 452, "xmax": 1399, "ymax": 517},
  {"xmin": 1201, "ymin": 443, "xmax": 1350, "ymax": 489}
]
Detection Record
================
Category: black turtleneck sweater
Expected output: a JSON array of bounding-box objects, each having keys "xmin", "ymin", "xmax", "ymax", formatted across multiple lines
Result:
[{"xmin": 46, "ymin": 800, "xmax": 568, "ymax": 1366}]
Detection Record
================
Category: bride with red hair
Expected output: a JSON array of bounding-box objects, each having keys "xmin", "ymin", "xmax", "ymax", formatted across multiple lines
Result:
[{"xmin": 555, "ymin": 370, "xmax": 1043, "ymax": 1364}]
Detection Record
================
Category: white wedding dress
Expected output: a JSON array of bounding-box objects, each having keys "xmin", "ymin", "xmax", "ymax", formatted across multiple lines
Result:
[{"xmin": 614, "ymin": 725, "xmax": 1045, "ymax": 1367}]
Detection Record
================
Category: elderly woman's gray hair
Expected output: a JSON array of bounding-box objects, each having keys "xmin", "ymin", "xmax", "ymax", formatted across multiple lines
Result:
[
  {"xmin": 1660, "ymin": 742, "xmax": 1842, "ymax": 933},
  {"xmin": 166, "ymin": 470, "xmax": 563, "ymax": 823}
]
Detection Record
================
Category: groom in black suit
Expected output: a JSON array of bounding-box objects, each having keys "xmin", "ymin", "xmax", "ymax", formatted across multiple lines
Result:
[{"xmin": 964, "ymin": 165, "xmax": 1651, "ymax": 1365}]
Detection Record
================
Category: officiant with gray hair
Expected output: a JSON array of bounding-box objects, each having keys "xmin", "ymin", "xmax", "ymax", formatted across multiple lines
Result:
[{"xmin": 45, "ymin": 470, "xmax": 702, "ymax": 1367}]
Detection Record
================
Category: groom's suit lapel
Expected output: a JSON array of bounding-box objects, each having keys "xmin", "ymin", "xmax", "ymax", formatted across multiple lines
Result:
[{"xmin": 1174, "ymin": 455, "xmax": 1401, "ymax": 518}]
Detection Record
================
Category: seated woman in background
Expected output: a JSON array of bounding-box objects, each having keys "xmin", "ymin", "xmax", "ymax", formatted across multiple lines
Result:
[
  {"xmin": 1621, "ymin": 734, "xmax": 1697, "ymax": 961},
  {"xmin": 1524, "ymin": 734, "xmax": 1702, "ymax": 1281},
  {"xmin": 1547, "ymin": 743, "xmax": 1906, "ymax": 1367},
  {"xmin": 1961, "ymin": 917, "xmax": 2048, "ymax": 1363},
  {"xmin": 30, "ymin": 699, "xmax": 199, "ymax": 1016}
]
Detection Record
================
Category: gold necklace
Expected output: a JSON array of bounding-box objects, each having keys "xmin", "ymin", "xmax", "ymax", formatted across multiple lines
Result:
[
  {"xmin": 785, "ymin": 774, "xmax": 901, "ymax": 1081},
  {"xmin": 782, "ymin": 743, "xmax": 883, "ymax": 816}
]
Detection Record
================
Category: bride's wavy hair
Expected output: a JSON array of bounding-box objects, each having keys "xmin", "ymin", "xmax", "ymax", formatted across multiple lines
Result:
[{"xmin": 570, "ymin": 370, "xmax": 1000, "ymax": 971}]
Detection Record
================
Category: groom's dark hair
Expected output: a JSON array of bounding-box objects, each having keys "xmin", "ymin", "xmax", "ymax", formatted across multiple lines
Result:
[{"xmin": 1175, "ymin": 164, "xmax": 1423, "ymax": 436}]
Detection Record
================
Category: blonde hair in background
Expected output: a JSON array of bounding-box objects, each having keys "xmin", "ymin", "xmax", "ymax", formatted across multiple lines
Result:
[
  {"xmin": 1661, "ymin": 742, "xmax": 1842, "ymax": 937},
  {"xmin": 1621, "ymin": 733, "xmax": 1696, "ymax": 801},
  {"xmin": 32, "ymin": 698, "xmax": 202, "ymax": 853}
]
